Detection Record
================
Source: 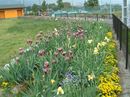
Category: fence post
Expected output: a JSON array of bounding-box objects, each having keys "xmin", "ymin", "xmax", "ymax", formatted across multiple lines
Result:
[
  {"xmin": 85, "ymin": 14, "xmax": 86, "ymax": 21},
  {"xmin": 116, "ymin": 18, "xmax": 119, "ymax": 40},
  {"xmin": 96, "ymin": 14, "xmax": 98, "ymax": 21},
  {"xmin": 67, "ymin": 13, "xmax": 68, "ymax": 18},
  {"xmin": 119, "ymin": 22, "xmax": 122, "ymax": 50},
  {"xmin": 126, "ymin": 27, "xmax": 129, "ymax": 69},
  {"xmin": 55, "ymin": 14, "xmax": 56, "ymax": 19},
  {"xmin": 75, "ymin": 13, "xmax": 76, "ymax": 19}
]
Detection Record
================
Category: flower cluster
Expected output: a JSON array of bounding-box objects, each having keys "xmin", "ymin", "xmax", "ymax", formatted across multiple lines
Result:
[
  {"xmin": 0, "ymin": 21, "xmax": 122, "ymax": 97},
  {"xmin": 98, "ymin": 32, "xmax": 122, "ymax": 97}
]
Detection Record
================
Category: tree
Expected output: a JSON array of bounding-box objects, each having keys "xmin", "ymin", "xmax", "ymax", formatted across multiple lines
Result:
[
  {"xmin": 57, "ymin": 0, "xmax": 64, "ymax": 10},
  {"xmin": 32, "ymin": 4, "xmax": 39, "ymax": 15},
  {"xmin": 42, "ymin": 0, "xmax": 47, "ymax": 12},
  {"xmin": 84, "ymin": 0, "xmax": 99, "ymax": 8},
  {"xmin": 48, "ymin": 3, "xmax": 58, "ymax": 11},
  {"xmin": 63, "ymin": 2, "xmax": 71, "ymax": 9}
]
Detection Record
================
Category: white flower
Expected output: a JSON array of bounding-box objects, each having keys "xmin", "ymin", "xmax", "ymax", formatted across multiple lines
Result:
[
  {"xmin": 55, "ymin": 18, "xmax": 58, "ymax": 21},
  {"xmin": 97, "ymin": 43, "xmax": 101, "ymax": 48},
  {"xmin": 4, "ymin": 64, "xmax": 10, "ymax": 70},
  {"xmin": 10, "ymin": 58, "xmax": 16, "ymax": 65},
  {"xmin": 93, "ymin": 47, "xmax": 99, "ymax": 55},
  {"xmin": 54, "ymin": 28, "xmax": 58, "ymax": 32},
  {"xmin": 24, "ymin": 47, "xmax": 33, "ymax": 52},
  {"xmin": 97, "ymin": 42, "xmax": 107, "ymax": 48},
  {"xmin": 88, "ymin": 73, "xmax": 95, "ymax": 81},
  {"xmin": 101, "ymin": 41, "xmax": 107, "ymax": 46},
  {"xmin": 56, "ymin": 32, "xmax": 59, "ymax": 36},
  {"xmin": 88, "ymin": 39, "xmax": 93, "ymax": 44},
  {"xmin": 35, "ymin": 44, "xmax": 39, "ymax": 47},
  {"xmin": 104, "ymin": 37, "xmax": 110, "ymax": 42}
]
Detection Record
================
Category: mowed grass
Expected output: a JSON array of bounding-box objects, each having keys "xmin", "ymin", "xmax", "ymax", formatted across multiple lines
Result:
[{"xmin": 0, "ymin": 17, "xmax": 64, "ymax": 66}]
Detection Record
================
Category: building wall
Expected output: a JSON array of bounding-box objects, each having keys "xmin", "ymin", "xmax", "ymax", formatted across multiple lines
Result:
[
  {"xmin": 0, "ymin": 11, "xmax": 5, "ymax": 18},
  {"xmin": 5, "ymin": 9, "xmax": 18, "ymax": 18},
  {"xmin": 0, "ymin": 8, "xmax": 24, "ymax": 19}
]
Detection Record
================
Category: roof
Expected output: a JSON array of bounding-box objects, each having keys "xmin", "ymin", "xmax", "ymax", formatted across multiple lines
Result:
[{"xmin": 0, "ymin": 4, "xmax": 24, "ymax": 9}]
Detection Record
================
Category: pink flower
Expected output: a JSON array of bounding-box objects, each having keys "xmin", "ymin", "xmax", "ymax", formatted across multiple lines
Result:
[
  {"xmin": 19, "ymin": 48, "xmax": 24, "ymax": 55},
  {"xmin": 16, "ymin": 57, "xmax": 19, "ymax": 64},
  {"xmin": 57, "ymin": 48, "xmax": 63, "ymax": 52},
  {"xmin": 43, "ymin": 67, "xmax": 49, "ymax": 74},
  {"xmin": 35, "ymin": 40, "xmax": 40, "ymax": 44},
  {"xmin": 62, "ymin": 51, "xmax": 67, "ymax": 56},
  {"xmin": 68, "ymin": 50, "xmax": 73, "ymax": 55},
  {"xmin": 51, "ymin": 60, "xmax": 56, "ymax": 64},
  {"xmin": 54, "ymin": 51, "xmax": 59, "ymax": 57},
  {"xmin": 36, "ymin": 33, "xmax": 42, "ymax": 39},
  {"xmin": 65, "ymin": 56, "xmax": 70, "ymax": 61},
  {"xmin": 43, "ymin": 61, "xmax": 50, "ymax": 74},
  {"xmin": 27, "ymin": 39, "xmax": 33, "ymax": 45},
  {"xmin": 44, "ymin": 61, "xmax": 49, "ymax": 68},
  {"xmin": 38, "ymin": 50, "xmax": 45, "ymax": 56},
  {"xmin": 67, "ymin": 31, "xmax": 71, "ymax": 36}
]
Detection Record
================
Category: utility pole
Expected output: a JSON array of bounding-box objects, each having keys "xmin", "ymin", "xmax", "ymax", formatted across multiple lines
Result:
[
  {"xmin": 122, "ymin": 0, "xmax": 128, "ymax": 25},
  {"xmin": 22, "ymin": 0, "xmax": 26, "ymax": 15}
]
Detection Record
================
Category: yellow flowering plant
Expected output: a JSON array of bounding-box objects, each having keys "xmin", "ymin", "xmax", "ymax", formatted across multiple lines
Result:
[{"xmin": 98, "ymin": 32, "xmax": 122, "ymax": 97}]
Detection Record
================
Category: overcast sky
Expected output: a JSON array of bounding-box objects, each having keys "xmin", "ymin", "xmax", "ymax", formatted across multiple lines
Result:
[{"xmin": 0, "ymin": 0, "xmax": 123, "ymax": 6}]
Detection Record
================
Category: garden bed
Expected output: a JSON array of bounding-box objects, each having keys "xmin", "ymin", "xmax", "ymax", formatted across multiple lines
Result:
[{"xmin": 0, "ymin": 20, "xmax": 121, "ymax": 97}]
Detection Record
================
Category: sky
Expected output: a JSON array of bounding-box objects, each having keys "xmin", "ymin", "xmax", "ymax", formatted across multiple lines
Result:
[
  {"xmin": 0, "ymin": 0, "xmax": 123, "ymax": 6},
  {"xmin": 46, "ymin": 0, "xmax": 123, "ymax": 6}
]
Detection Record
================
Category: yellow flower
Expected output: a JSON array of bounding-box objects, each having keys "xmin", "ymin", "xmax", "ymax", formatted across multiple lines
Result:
[
  {"xmin": 88, "ymin": 73, "xmax": 95, "ymax": 81},
  {"xmin": 88, "ymin": 39, "xmax": 93, "ymax": 44},
  {"xmin": 57, "ymin": 87, "xmax": 64, "ymax": 95},
  {"xmin": 1, "ymin": 81, "xmax": 8, "ymax": 87},
  {"xmin": 94, "ymin": 47, "xmax": 99, "ymax": 55},
  {"xmin": 51, "ymin": 79, "xmax": 55, "ymax": 84},
  {"xmin": 106, "ymin": 32, "xmax": 112, "ymax": 38}
]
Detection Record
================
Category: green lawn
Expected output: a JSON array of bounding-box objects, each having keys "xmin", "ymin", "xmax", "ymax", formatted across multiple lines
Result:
[{"xmin": 0, "ymin": 17, "xmax": 63, "ymax": 66}]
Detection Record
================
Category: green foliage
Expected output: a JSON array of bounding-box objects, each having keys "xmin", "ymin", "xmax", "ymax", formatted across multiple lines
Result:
[
  {"xmin": 0, "ymin": 18, "xmax": 64, "ymax": 66},
  {"xmin": 32, "ymin": 4, "xmax": 39, "ymax": 15},
  {"xmin": 41, "ymin": 0, "xmax": 47, "ymax": 12},
  {"xmin": 63, "ymin": 2, "xmax": 71, "ymax": 9},
  {"xmin": 57, "ymin": 0, "xmax": 64, "ymax": 10},
  {"xmin": 0, "ymin": 19, "xmax": 112, "ymax": 97},
  {"xmin": 48, "ymin": 3, "xmax": 58, "ymax": 11},
  {"xmin": 84, "ymin": 0, "xmax": 99, "ymax": 8}
]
